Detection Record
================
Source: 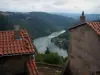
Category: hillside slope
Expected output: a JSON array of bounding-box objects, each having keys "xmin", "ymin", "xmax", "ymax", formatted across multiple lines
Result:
[
  {"xmin": 0, "ymin": 12, "xmax": 77, "ymax": 39},
  {"xmin": 0, "ymin": 13, "xmax": 13, "ymax": 30}
]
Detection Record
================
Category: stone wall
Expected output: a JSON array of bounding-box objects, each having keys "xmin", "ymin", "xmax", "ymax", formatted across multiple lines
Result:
[{"xmin": 69, "ymin": 24, "xmax": 100, "ymax": 75}]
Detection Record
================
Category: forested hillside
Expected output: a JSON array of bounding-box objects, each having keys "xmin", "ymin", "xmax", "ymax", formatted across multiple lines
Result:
[
  {"xmin": 0, "ymin": 13, "xmax": 13, "ymax": 30},
  {"xmin": 0, "ymin": 12, "xmax": 77, "ymax": 39},
  {"xmin": 51, "ymin": 31, "xmax": 69, "ymax": 50}
]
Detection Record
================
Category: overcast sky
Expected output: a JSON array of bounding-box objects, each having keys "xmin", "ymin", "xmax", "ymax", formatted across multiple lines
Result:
[{"xmin": 0, "ymin": 0, "xmax": 100, "ymax": 14}]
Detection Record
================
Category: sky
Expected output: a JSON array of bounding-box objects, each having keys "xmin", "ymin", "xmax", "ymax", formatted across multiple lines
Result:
[{"xmin": 0, "ymin": 0, "xmax": 100, "ymax": 14}]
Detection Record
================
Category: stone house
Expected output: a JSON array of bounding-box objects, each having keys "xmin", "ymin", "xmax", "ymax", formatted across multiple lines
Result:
[
  {"xmin": 62, "ymin": 11, "xmax": 100, "ymax": 75},
  {"xmin": 0, "ymin": 26, "xmax": 38, "ymax": 75}
]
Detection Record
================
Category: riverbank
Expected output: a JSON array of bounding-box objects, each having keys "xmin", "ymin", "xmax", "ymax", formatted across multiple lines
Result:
[
  {"xmin": 33, "ymin": 30, "xmax": 67, "ymax": 57},
  {"xmin": 51, "ymin": 31, "xmax": 69, "ymax": 50}
]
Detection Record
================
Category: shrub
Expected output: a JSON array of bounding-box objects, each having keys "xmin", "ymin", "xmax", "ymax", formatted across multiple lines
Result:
[
  {"xmin": 43, "ymin": 53, "xmax": 61, "ymax": 64},
  {"xmin": 35, "ymin": 50, "xmax": 68, "ymax": 65}
]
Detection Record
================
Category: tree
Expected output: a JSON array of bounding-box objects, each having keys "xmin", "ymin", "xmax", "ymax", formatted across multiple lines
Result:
[
  {"xmin": 43, "ymin": 53, "xmax": 61, "ymax": 64},
  {"xmin": 35, "ymin": 47, "xmax": 68, "ymax": 65},
  {"xmin": 35, "ymin": 53, "xmax": 44, "ymax": 62},
  {"xmin": 45, "ymin": 47, "xmax": 50, "ymax": 54}
]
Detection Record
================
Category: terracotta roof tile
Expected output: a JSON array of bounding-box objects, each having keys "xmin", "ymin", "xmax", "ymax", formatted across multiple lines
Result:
[
  {"xmin": 69, "ymin": 22, "xmax": 100, "ymax": 35},
  {"xmin": 87, "ymin": 22, "xmax": 100, "ymax": 35},
  {"xmin": 26, "ymin": 57, "xmax": 39, "ymax": 75},
  {"xmin": 0, "ymin": 29, "xmax": 34, "ymax": 57}
]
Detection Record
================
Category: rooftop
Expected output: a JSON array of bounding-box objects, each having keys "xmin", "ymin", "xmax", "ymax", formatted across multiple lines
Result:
[
  {"xmin": 69, "ymin": 22, "xmax": 100, "ymax": 35},
  {"xmin": 0, "ymin": 29, "xmax": 34, "ymax": 57},
  {"xmin": 26, "ymin": 57, "xmax": 39, "ymax": 75}
]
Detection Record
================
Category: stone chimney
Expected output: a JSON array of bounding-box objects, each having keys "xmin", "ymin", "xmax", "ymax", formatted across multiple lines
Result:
[
  {"xmin": 14, "ymin": 25, "xmax": 20, "ymax": 39},
  {"xmin": 80, "ymin": 11, "xmax": 86, "ymax": 24}
]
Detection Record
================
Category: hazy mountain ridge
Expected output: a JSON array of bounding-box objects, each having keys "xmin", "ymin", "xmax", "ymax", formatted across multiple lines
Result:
[
  {"xmin": 55, "ymin": 13, "xmax": 100, "ymax": 21},
  {"xmin": 0, "ymin": 12, "xmax": 77, "ymax": 39}
]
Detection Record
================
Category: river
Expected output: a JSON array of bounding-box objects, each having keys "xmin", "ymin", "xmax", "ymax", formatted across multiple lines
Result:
[{"xmin": 33, "ymin": 30, "xmax": 68, "ymax": 57}]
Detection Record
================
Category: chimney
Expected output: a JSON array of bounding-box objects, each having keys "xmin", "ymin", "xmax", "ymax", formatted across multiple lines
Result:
[
  {"xmin": 80, "ymin": 11, "xmax": 86, "ymax": 24},
  {"xmin": 14, "ymin": 25, "xmax": 21, "ymax": 39}
]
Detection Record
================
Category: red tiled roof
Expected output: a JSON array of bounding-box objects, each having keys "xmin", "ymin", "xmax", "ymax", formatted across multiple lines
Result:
[
  {"xmin": 0, "ymin": 29, "xmax": 34, "ymax": 56},
  {"xmin": 87, "ymin": 22, "xmax": 100, "ymax": 35},
  {"xmin": 69, "ymin": 22, "xmax": 100, "ymax": 35},
  {"xmin": 26, "ymin": 57, "xmax": 39, "ymax": 75}
]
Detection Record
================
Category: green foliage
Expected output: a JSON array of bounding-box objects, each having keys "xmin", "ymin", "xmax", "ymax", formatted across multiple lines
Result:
[
  {"xmin": 51, "ymin": 31, "xmax": 69, "ymax": 50},
  {"xmin": 63, "ymin": 56, "xmax": 68, "ymax": 62},
  {"xmin": 56, "ymin": 31, "xmax": 69, "ymax": 40},
  {"xmin": 45, "ymin": 47, "xmax": 50, "ymax": 54},
  {"xmin": 0, "ymin": 14, "xmax": 13, "ymax": 30},
  {"xmin": 35, "ymin": 53, "xmax": 44, "ymax": 62},
  {"xmin": 3, "ymin": 12, "xmax": 76, "ymax": 39},
  {"xmin": 35, "ymin": 50, "xmax": 68, "ymax": 65},
  {"xmin": 44, "ymin": 53, "xmax": 61, "ymax": 64}
]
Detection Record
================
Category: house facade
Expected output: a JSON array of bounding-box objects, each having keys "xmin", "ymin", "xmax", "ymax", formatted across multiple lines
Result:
[
  {"xmin": 63, "ymin": 12, "xmax": 100, "ymax": 75},
  {"xmin": 69, "ymin": 22, "xmax": 100, "ymax": 75},
  {"xmin": 0, "ymin": 26, "xmax": 39, "ymax": 75}
]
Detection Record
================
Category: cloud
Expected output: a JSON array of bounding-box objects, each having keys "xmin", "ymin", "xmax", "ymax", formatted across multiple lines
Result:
[
  {"xmin": 0, "ymin": 0, "xmax": 100, "ymax": 13},
  {"xmin": 90, "ymin": 5, "xmax": 100, "ymax": 14},
  {"xmin": 53, "ymin": 0, "xmax": 68, "ymax": 5}
]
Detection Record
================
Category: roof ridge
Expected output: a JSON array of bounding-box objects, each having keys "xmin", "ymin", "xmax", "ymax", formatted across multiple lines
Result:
[{"xmin": 69, "ymin": 21, "xmax": 100, "ymax": 35}]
